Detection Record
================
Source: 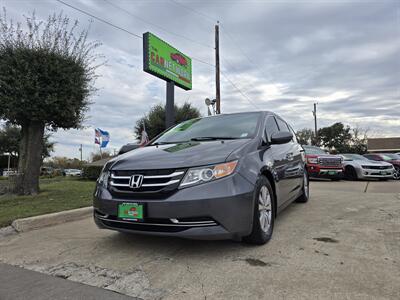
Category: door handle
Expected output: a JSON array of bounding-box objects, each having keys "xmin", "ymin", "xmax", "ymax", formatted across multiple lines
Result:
[{"xmin": 286, "ymin": 153, "xmax": 294, "ymax": 161}]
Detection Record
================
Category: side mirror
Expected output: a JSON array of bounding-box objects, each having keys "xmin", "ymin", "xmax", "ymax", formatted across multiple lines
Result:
[{"xmin": 271, "ymin": 131, "xmax": 293, "ymax": 145}]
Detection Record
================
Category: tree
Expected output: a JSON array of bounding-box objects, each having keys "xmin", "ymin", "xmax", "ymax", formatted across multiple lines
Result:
[
  {"xmin": 0, "ymin": 11, "xmax": 100, "ymax": 194},
  {"xmin": 0, "ymin": 123, "xmax": 20, "ymax": 156},
  {"xmin": 134, "ymin": 102, "xmax": 201, "ymax": 140},
  {"xmin": 318, "ymin": 122, "xmax": 352, "ymax": 153},
  {"xmin": 296, "ymin": 128, "xmax": 314, "ymax": 145},
  {"xmin": 44, "ymin": 156, "xmax": 84, "ymax": 170},
  {"xmin": 0, "ymin": 124, "xmax": 54, "ymax": 160},
  {"xmin": 90, "ymin": 151, "xmax": 113, "ymax": 163},
  {"xmin": 349, "ymin": 126, "xmax": 368, "ymax": 154}
]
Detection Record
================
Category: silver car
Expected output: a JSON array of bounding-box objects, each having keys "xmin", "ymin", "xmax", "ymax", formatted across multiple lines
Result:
[{"xmin": 342, "ymin": 154, "xmax": 394, "ymax": 180}]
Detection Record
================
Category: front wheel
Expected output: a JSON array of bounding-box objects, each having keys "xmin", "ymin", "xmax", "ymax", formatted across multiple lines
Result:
[
  {"xmin": 394, "ymin": 166, "xmax": 400, "ymax": 180},
  {"xmin": 243, "ymin": 176, "xmax": 275, "ymax": 245},
  {"xmin": 296, "ymin": 172, "xmax": 309, "ymax": 203},
  {"xmin": 345, "ymin": 166, "xmax": 358, "ymax": 180}
]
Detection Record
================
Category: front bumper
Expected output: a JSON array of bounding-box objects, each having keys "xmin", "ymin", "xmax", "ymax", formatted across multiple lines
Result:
[
  {"xmin": 307, "ymin": 165, "xmax": 343, "ymax": 179},
  {"xmin": 357, "ymin": 168, "xmax": 394, "ymax": 179},
  {"xmin": 93, "ymin": 173, "xmax": 255, "ymax": 240}
]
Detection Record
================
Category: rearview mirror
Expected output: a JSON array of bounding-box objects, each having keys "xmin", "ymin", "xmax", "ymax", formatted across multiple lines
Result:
[{"xmin": 271, "ymin": 131, "xmax": 293, "ymax": 145}]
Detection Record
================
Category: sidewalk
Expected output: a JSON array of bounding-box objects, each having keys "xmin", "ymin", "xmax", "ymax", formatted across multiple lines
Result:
[{"xmin": 0, "ymin": 263, "xmax": 136, "ymax": 300}]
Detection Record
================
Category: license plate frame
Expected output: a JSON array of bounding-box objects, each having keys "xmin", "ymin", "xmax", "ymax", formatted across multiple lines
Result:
[{"xmin": 118, "ymin": 203, "xmax": 144, "ymax": 221}]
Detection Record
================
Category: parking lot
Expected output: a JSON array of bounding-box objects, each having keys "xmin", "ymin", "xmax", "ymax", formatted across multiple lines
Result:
[{"xmin": 0, "ymin": 180, "xmax": 399, "ymax": 299}]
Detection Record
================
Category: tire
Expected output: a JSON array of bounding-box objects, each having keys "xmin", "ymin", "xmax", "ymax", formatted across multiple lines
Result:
[
  {"xmin": 394, "ymin": 166, "xmax": 400, "ymax": 180},
  {"xmin": 243, "ymin": 176, "xmax": 275, "ymax": 245},
  {"xmin": 296, "ymin": 171, "xmax": 309, "ymax": 203},
  {"xmin": 345, "ymin": 166, "xmax": 358, "ymax": 180}
]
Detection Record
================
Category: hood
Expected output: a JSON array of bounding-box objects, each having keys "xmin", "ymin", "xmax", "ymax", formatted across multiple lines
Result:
[
  {"xmin": 109, "ymin": 139, "xmax": 251, "ymax": 170},
  {"xmin": 344, "ymin": 159, "xmax": 393, "ymax": 167}
]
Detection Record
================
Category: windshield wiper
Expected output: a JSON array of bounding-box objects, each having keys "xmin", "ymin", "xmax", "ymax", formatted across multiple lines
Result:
[{"xmin": 190, "ymin": 136, "xmax": 239, "ymax": 141}]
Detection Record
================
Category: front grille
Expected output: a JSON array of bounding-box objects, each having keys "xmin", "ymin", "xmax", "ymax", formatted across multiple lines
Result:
[
  {"xmin": 318, "ymin": 157, "xmax": 342, "ymax": 167},
  {"xmin": 361, "ymin": 165, "xmax": 392, "ymax": 170},
  {"xmin": 109, "ymin": 168, "xmax": 186, "ymax": 199}
]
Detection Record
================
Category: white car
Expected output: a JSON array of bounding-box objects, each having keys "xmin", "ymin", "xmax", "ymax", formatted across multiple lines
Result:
[
  {"xmin": 341, "ymin": 154, "xmax": 394, "ymax": 180},
  {"xmin": 63, "ymin": 169, "xmax": 82, "ymax": 176}
]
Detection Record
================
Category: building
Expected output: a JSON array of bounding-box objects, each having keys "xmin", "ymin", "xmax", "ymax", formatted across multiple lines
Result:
[{"xmin": 367, "ymin": 137, "xmax": 400, "ymax": 153}]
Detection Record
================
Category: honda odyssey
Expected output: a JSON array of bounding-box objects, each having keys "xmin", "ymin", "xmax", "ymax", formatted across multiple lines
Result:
[{"xmin": 93, "ymin": 112, "xmax": 309, "ymax": 244}]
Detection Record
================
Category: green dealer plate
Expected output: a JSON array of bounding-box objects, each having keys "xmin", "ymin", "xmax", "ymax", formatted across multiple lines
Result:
[
  {"xmin": 118, "ymin": 203, "xmax": 144, "ymax": 221},
  {"xmin": 328, "ymin": 171, "xmax": 337, "ymax": 175}
]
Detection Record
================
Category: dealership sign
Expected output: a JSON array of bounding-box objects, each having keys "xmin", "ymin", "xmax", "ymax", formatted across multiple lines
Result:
[{"xmin": 143, "ymin": 32, "xmax": 192, "ymax": 90}]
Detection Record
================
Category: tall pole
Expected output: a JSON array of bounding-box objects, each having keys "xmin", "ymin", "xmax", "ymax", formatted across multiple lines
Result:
[
  {"xmin": 79, "ymin": 144, "xmax": 83, "ymax": 163},
  {"xmin": 215, "ymin": 21, "xmax": 221, "ymax": 114},
  {"xmin": 166, "ymin": 81, "xmax": 175, "ymax": 128},
  {"xmin": 7, "ymin": 153, "xmax": 11, "ymax": 171},
  {"xmin": 313, "ymin": 103, "xmax": 318, "ymax": 145}
]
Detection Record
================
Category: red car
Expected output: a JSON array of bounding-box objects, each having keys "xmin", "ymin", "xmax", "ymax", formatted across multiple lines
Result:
[
  {"xmin": 303, "ymin": 145, "xmax": 344, "ymax": 180},
  {"xmin": 170, "ymin": 53, "xmax": 188, "ymax": 66}
]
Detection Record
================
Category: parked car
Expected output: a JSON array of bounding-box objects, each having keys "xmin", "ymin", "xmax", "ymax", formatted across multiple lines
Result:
[
  {"xmin": 63, "ymin": 169, "xmax": 82, "ymax": 177},
  {"xmin": 363, "ymin": 153, "xmax": 400, "ymax": 180},
  {"xmin": 302, "ymin": 145, "xmax": 343, "ymax": 180},
  {"xmin": 93, "ymin": 112, "xmax": 309, "ymax": 245},
  {"xmin": 341, "ymin": 154, "xmax": 394, "ymax": 180}
]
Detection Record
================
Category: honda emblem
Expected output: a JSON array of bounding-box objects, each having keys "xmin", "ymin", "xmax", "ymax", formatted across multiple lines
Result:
[{"xmin": 129, "ymin": 174, "xmax": 144, "ymax": 189}]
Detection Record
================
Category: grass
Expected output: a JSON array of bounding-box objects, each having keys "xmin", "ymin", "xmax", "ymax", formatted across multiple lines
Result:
[{"xmin": 0, "ymin": 177, "xmax": 95, "ymax": 227}]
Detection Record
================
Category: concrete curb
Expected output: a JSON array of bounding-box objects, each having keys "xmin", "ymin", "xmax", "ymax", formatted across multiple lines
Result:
[{"xmin": 11, "ymin": 207, "xmax": 93, "ymax": 233}]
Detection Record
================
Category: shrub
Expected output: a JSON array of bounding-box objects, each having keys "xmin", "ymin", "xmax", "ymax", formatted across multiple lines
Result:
[{"xmin": 82, "ymin": 165, "xmax": 102, "ymax": 180}]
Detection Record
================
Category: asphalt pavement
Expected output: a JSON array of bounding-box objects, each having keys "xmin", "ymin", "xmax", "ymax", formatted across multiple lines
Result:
[
  {"xmin": 0, "ymin": 180, "xmax": 399, "ymax": 299},
  {"xmin": 0, "ymin": 263, "xmax": 135, "ymax": 300}
]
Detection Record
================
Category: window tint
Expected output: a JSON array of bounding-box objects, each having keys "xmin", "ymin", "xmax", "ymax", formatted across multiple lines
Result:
[
  {"xmin": 276, "ymin": 118, "xmax": 290, "ymax": 132},
  {"xmin": 265, "ymin": 116, "xmax": 279, "ymax": 142}
]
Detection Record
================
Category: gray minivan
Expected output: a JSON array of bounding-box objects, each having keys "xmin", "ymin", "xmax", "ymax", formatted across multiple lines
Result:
[{"xmin": 94, "ymin": 111, "xmax": 309, "ymax": 244}]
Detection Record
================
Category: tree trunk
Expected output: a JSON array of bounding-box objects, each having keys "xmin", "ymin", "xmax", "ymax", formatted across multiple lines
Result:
[{"xmin": 14, "ymin": 121, "xmax": 45, "ymax": 195}]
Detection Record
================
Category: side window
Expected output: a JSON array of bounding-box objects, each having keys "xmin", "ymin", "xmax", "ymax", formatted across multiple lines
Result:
[
  {"xmin": 288, "ymin": 125, "xmax": 298, "ymax": 143},
  {"xmin": 265, "ymin": 116, "xmax": 279, "ymax": 142},
  {"xmin": 276, "ymin": 118, "xmax": 290, "ymax": 132}
]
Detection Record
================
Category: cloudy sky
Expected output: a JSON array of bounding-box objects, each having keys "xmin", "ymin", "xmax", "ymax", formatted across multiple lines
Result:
[{"xmin": 2, "ymin": 0, "xmax": 399, "ymax": 159}]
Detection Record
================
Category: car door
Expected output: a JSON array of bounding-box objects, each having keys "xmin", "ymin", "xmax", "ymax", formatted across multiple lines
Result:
[
  {"xmin": 275, "ymin": 117, "xmax": 303, "ymax": 202},
  {"xmin": 263, "ymin": 116, "xmax": 291, "ymax": 207}
]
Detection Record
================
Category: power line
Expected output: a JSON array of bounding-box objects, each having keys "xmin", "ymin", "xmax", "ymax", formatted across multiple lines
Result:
[
  {"xmin": 102, "ymin": 0, "xmax": 213, "ymax": 49},
  {"xmin": 169, "ymin": 0, "xmax": 217, "ymax": 23},
  {"xmin": 55, "ymin": 0, "xmax": 215, "ymax": 68},
  {"xmin": 221, "ymin": 71, "xmax": 260, "ymax": 110},
  {"xmin": 220, "ymin": 24, "xmax": 286, "ymax": 95},
  {"xmin": 55, "ymin": 0, "xmax": 142, "ymax": 39}
]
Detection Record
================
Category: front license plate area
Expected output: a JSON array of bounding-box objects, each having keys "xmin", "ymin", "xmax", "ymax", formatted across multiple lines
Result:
[
  {"xmin": 118, "ymin": 203, "xmax": 144, "ymax": 221},
  {"xmin": 328, "ymin": 171, "xmax": 337, "ymax": 175}
]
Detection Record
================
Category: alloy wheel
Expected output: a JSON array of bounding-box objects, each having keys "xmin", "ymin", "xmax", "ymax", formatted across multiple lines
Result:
[
  {"xmin": 394, "ymin": 167, "xmax": 400, "ymax": 180},
  {"xmin": 259, "ymin": 186, "xmax": 272, "ymax": 233}
]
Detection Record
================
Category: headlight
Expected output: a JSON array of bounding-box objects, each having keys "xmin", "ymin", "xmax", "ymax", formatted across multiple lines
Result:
[
  {"xmin": 180, "ymin": 161, "xmax": 238, "ymax": 188},
  {"xmin": 307, "ymin": 158, "xmax": 318, "ymax": 164},
  {"xmin": 97, "ymin": 169, "xmax": 110, "ymax": 188}
]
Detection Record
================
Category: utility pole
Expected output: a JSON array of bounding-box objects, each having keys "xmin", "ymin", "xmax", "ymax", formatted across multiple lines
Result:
[
  {"xmin": 215, "ymin": 21, "xmax": 221, "ymax": 114},
  {"xmin": 79, "ymin": 144, "xmax": 83, "ymax": 163},
  {"xmin": 312, "ymin": 103, "xmax": 318, "ymax": 145}
]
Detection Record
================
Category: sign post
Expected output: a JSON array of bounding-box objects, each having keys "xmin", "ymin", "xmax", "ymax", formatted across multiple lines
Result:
[
  {"xmin": 166, "ymin": 81, "xmax": 175, "ymax": 128},
  {"xmin": 143, "ymin": 32, "xmax": 192, "ymax": 128}
]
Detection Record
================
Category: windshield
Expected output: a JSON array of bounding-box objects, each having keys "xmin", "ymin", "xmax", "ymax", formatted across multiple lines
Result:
[
  {"xmin": 384, "ymin": 153, "xmax": 400, "ymax": 160},
  {"xmin": 342, "ymin": 154, "xmax": 368, "ymax": 161},
  {"xmin": 303, "ymin": 146, "xmax": 326, "ymax": 155},
  {"xmin": 152, "ymin": 112, "xmax": 261, "ymax": 144},
  {"xmin": 380, "ymin": 154, "xmax": 395, "ymax": 161}
]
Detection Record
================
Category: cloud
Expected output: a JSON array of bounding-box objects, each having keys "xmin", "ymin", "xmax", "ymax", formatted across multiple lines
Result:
[{"xmin": 2, "ymin": 0, "xmax": 399, "ymax": 159}]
